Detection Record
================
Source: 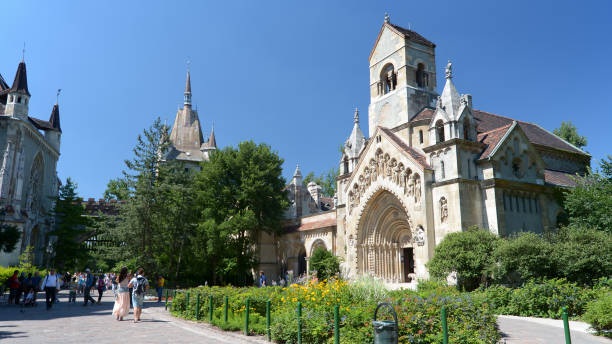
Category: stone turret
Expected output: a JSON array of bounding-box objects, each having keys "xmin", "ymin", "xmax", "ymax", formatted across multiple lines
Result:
[
  {"xmin": 45, "ymin": 103, "xmax": 62, "ymax": 152},
  {"xmin": 4, "ymin": 60, "xmax": 30, "ymax": 119},
  {"xmin": 340, "ymin": 108, "xmax": 366, "ymax": 175}
]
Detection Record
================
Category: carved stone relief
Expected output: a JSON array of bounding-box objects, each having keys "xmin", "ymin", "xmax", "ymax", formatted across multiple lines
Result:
[
  {"xmin": 347, "ymin": 148, "xmax": 422, "ymax": 214},
  {"xmin": 413, "ymin": 226, "xmax": 425, "ymax": 246},
  {"xmin": 439, "ymin": 197, "xmax": 448, "ymax": 223}
]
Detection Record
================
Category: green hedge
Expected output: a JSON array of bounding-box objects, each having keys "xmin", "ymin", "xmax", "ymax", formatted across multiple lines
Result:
[
  {"xmin": 0, "ymin": 266, "xmax": 48, "ymax": 288},
  {"xmin": 583, "ymin": 291, "xmax": 612, "ymax": 334}
]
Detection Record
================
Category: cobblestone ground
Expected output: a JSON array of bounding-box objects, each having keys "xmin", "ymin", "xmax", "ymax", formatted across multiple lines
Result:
[{"xmin": 0, "ymin": 290, "xmax": 266, "ymax": 344}]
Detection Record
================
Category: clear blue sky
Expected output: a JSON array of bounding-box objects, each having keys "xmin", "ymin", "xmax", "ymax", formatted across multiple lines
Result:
[{"xmin": 2, "ymin": 0, "xmax": 610, "ymax": 198}]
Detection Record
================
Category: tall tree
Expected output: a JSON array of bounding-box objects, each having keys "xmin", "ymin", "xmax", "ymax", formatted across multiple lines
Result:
[
  {"xmin": 563, "ymin": 155, "xmax": 612, "ymax": 233},
  {"xmin": 48, "ymin": 178, "xmax": 91, "ymax": 270},
  {"xmin": 553, "ymin": 121, "xmax": 587, "ymax": 149},
  {"xmin": 103, "ymin": 178, "xmax": 130, "ymax": 201},
  {"xmin": 193, "ymin": 141, "xmax": 288, "ymax": 285}
]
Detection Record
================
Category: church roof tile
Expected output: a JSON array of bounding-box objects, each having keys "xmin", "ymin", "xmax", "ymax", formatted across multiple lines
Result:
[
  {"xmin": 388, "ymin": 23, "xmax": 436, "ymax": 48},
  {"xmin": 380, "ymin": 127, "xmax": 431, "ymax": 169},
  {"xmin": 544, "ymin": 169, "xmax": 579, "ymax": 187}
]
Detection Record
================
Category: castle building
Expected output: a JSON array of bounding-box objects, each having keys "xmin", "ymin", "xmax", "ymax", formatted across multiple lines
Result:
[
  {"xmin": 0, "ymin": 59, "xmax": 62, "ymax": 266},
  {"xmin": 261, "ymin": 15, "xmax": 590, "ymax": 286},
  {"xmin": 166, "ymin": 70, "xmax": 216, "ymax": 169}
]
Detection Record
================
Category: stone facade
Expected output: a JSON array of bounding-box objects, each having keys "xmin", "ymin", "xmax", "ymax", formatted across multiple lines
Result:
[
  {"xmin": 0, "ymin": 60, "xmax": 62, "ymax": 266},
  {"xmin": 259, "ymin": 15, "xmax": 590, "ymax": 287}
]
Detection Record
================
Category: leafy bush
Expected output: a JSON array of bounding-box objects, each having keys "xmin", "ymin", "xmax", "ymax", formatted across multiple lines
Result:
[
  {"xmin": 477, "ymin": 279, "xmax": 601, "ymax": 318},
  {"xmin": 427, "ymin": 227, "xmax": 500, "ymax": 291},
  {"xmin": 583, "ymin": 292, "xmax": 612, "ymax": 333},
  {"xmin": 493, "ymin": 232, "xmax": 556, "ymax": 285},
  {"xmin": 309, "ymin": 247, "xmax": 340, "ymax": 281},
  {"xmin": 0, "ymin": 266, "xmax": 47, "ymax": 288},
  {"xmin": 551, "ymin": 227, "xmax": 612, "ymax": 286}
]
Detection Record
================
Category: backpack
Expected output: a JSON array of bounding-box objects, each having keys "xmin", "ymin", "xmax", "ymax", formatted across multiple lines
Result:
[
  {"xmin": 134, "ymin": 276, "xmax": 146, "ymax": 295},
  {"xmin": 97, "ymin": 278, "xmax": 105, "ymax": 288}
]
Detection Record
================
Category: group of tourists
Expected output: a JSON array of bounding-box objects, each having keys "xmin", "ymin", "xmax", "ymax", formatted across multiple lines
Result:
[
  {"xmin": 6, "ymin": 270, "xmax": 43, "ymax": 306},
  {"xmin": 111, "ymin": 267, "xmax": 160, "ymax": 323}
]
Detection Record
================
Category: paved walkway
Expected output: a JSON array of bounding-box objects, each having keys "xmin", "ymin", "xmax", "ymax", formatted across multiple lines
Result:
[
  {"xmin": 498, "ymin": 315, "xmax": 611, "ymax": 343},
  {"xmin": 0, "ymin": 290, "xmax": 266, "ymax": 344}
]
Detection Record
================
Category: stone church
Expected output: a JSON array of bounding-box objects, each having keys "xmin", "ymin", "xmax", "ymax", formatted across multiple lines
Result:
[
  {"xmin": 0, "ymin": 59, "xmax": 62, "ymax": 266},
  {"xmin": 259, "ymin": 15, "xmax": 590, "ymax": 286}
]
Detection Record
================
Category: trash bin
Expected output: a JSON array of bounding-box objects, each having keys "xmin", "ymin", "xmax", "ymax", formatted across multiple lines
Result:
[{"xmin": 372, "ymin": 302, "xmax": 398, "ymax": 344}]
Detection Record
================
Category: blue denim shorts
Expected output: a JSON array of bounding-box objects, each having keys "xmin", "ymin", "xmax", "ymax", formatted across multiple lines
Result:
[{"xmin": 132, "ymin": 294, "xmax": 145, "ymax": 308}]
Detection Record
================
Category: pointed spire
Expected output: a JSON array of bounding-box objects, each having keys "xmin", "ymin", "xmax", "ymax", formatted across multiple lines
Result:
[
  {"xmin": 184, "ymin": 61, "xmax": 192, "ymax": 107},
  {"xmin": 48, "ymin": 104, "xmax": 61, "ymax": 133},
  {"xmin": 353, "ymin": 108, "xmax": 359, "ymax": 123},
  {"xmin": 293, "ymin": 164, "xmax": 302, "ymax": 178},
  {"xmin": 10, "ymin": 60, "xmax": 30, "ymax": 96},
  {"xmin": 185, "ymin": 71, "xmax": 191, "ymax": 93},
  {"xmin": 207, "ymin": 125, "xmax": 216, "ymax": 148}
]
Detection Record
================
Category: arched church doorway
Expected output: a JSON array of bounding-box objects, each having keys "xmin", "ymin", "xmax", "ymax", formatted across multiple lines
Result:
[
  {"xmin": 297, "ymin": 248, "xmax": 307, "ymax": 276},
  {"xmin": 356, "ymin": 190, "xmax": 415, "ymax": 283}
]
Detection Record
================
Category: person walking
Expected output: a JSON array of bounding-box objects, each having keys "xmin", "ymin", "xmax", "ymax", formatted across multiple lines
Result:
[
  {"xmin": 128, "ymin": 268, "xmax": 149, "ymax": 323},
  {"xmin": 41, "ymin": 269, "xmax": 60, "ymax": 310},
  {"xmin": 259, "ymin": 271, "xmax": 267, "ymax": 287},
  {"xmin": 21, "ymin": 273, "xmax": 33, "ymax": 304},
  {"xmin": 31, "ymin": 271, "xmax": 42, "ymax": 304},
  {"xmin": 128, "ymin": 273, "xmax": 135, "ymax": 308},
  {"xmin": 112, "ymin": 267, "xmax": 130, "ymax": 321},
  {"xmin": 156, "ymin": 275, "xmax": 164, "ymax": 303},
  {"xmin": 16, "ymin": 272, "xmax": 25, "ymax": 304},
  {"xmin": 7, "ymin": 270, "xmax": 20, "ymax": 304},
  {"xmin": 82, "ymin": 268, "xmax": 96, "ymax": 306},
  {"xmin": 96, "ymin": 274, "xmax": 105, "ymax": 304}
]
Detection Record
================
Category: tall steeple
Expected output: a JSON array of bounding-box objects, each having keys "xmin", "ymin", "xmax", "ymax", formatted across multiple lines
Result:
[
  {"xmin": 184, "ymin": 64, "xmax": 192, "ymax": 107},
  {"xmin": 4, "ymin": 60, "xmax": 31, "ymax": 118},
  {"xmin": 10, "ymin": 61, "xmax": 30, "ymax": 96}
]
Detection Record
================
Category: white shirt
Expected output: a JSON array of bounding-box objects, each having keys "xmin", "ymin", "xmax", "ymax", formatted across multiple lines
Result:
[{"xmin": 42, "ymin": 274, "xmax": 60, "ymax": 288}]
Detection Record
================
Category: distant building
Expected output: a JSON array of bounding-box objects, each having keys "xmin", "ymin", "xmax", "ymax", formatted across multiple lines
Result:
[
  {"xmin": 166, "ymin": 71, "xmax": 216, "ymax": 170},
  {"xmin": 0, "ymin": 59, "xmax": 62, "ymax": 266},
  {"xmin": 258, "ymin": 14, "xmax": 590, "ymax": 287}
]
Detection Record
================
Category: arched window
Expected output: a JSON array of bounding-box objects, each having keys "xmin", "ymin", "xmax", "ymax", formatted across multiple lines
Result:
[
  {"xmin": 416, "ymin": 63, "xmax": 427, "ymax": 88},
  {"xmin": 463, "ymin": 117, "xmax": 470, "ymax": 140},
  {"xmin": 419, "ymin": 130, "xmax": 423, "ymax": 144},
  {"xmin": 18, "ymin": 96, "xmax": 22, "ymax": 103},
  {"xmin": 380, "ymin": 64, "xmax": 396, "ymax": 95},
  {"xmin": 343, "ymin": 157, "xmax": 349, "ymax": 174},
  {"xmin": 435, "ymin": 120, "xmax": 445, "ymax": 143},
  {"xmin": 440, "ymin": 161, "xmax": 445, "ymax": 179}
]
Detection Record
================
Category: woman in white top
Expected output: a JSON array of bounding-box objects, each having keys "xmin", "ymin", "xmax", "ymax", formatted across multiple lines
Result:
[{"xmin": 112, "ymin": 267, "xmax": 130, "ymax": 321}]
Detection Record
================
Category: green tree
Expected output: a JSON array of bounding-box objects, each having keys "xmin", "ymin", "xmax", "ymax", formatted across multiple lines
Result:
[
  {"xmin": 193, "ymin": 141, "xmax": 288, "ymax": 285},
  {"xmin": 302, "ymin": 167, "xmax": 339, "ymax": 197},
  {"xmin": 309, "ymin": 247, "xmax": 340, "ymax": 280},
  {"xmin": 563, "ymin": 156, "xmax": 612, "ymax": 233},
  {"xmin": 49, "ymin": 178, "xmax": 92, "ymax": 270},
  {"xmin": 103, "ymin": 177, "xmax": 130, "ymax": 201},
  {"xmin": 553, "ymin": 121, "xmax": 587, "ymax": 149},
  {"xmin": 0, "ymin": 222, "xmax": 20, "ymax": 254},
  {"xmin": 426, "ymin": 227, "xmax": 500, "ymax": 291}
]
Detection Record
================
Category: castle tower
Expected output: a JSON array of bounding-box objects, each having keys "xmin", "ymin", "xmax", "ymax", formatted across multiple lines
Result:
[
  {"xmin": 367, "ymin": 14, "xmax": 438, "ymax": 136},
  {"xmin": 4, "ymin": 60, "xmax": 31, "ymax": 119},
  {"xmin": 45, "ymin": 102, "xmax": 62, "ymax": 152}
]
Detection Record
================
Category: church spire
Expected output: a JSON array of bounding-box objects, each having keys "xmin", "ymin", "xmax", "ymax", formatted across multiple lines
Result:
[
  {"xmin": 184, "ymin": 62, "xmax": 192, "ymax": 107},
  {"xmin": 354, "ymin": 107, "xmax": 359, "ymax": 123},
  {"xmin": 207, "ymin": 124, "xmax": 216, "ymax": 148},
  {"xmin": 10, "ymin": 60, "xmax": 30, "ymax": 96}
]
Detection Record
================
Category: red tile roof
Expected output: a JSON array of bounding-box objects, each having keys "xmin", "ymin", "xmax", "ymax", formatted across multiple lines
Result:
[
  {"xmin": 411, "ymin": 107, "xmax": 435, "ymax": 121},
  {"xmin": 477, "ymin": 123, "xmax": 513, "ymax": 159},
  {"xmin": 380, "ymin": 127, "xmax": 431, "ymax": 169},
  {"xmin": 544, "ymin": 169, "xmax": 579, "ymax": 187}
]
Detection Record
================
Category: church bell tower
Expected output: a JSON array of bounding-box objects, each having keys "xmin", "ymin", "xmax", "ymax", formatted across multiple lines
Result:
[{"xmin": 367, "ymin": 14, "xmax": 438, "ymax": 136}]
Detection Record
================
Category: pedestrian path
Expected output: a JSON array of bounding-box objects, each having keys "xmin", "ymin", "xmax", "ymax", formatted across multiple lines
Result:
[
  {"xmin": 497, "ymin": 315, "xmax": 610, "ymax": 343},
  {"xmin": 0, "ymin": 290, "xmax": 264, "ymax": 344}
]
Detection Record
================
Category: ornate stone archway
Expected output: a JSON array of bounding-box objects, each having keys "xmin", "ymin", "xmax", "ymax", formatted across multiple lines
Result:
[{"xmin": 355, "ymin": 190, "xmax": 415, "ymax": 283}]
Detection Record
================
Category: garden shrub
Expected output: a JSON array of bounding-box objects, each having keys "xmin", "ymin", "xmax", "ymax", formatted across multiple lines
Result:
[
  {"xmin": 583, "ymin": 292, "xmax": 612, "ymax": 333},
  {"xmin": 427, "ymin": 227, "xmax": 500, "ymax": 291},
  {"xmin": 493, "ymin": 232, "xmax": 556, "ymax": 285},
  {"xmin": 551, "ymin": 227, "xmax": 612, "ymax": 286},
  {"xmin": 309, "ymin": 247, "xmax": 340, "ymax": 281},
  {"xmin": 0, "ymin": 266, "xmax": 48, "ymax": 288}
]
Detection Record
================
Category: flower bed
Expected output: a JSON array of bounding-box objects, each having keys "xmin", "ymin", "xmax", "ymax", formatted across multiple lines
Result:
[{"xmin": 170, "ymin": 278, "xmax": 499, "ymax": 343}]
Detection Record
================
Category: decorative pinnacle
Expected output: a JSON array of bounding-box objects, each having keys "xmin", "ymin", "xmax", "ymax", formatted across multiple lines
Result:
[
  {"xmin": 384, "ymin": 12, "xmax": 390, "ymax": 23},
  {"xmin": 354, "ymin": 108, "xmax": 359, "ymax": 123},
  {"xmin": 56, "ymin": 88, "xmax": 61, "ymax": 104},
  {"xmin": 445, "ymin": 60, "xmax": 453, "ymax": 79},
  {"xmin": 22, "ymin": 42, "xmax": 25, "ymax": 62}
]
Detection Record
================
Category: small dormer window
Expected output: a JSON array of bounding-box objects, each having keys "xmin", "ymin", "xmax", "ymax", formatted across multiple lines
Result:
[
  {"xmin": 379, "ymin": 64, "xmax": 397, "ymax": 95},
  {"xmin": 416, "ymin": 63, "xmax": 428, "ymax": 88},
  {"xmin": 435, "ymin": 120, "xmax": 445, "ymax": 143}
]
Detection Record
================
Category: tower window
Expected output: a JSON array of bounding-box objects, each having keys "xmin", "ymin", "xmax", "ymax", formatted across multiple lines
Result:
[
  {"xmin": 419, "ymin": 130, "xmax": 423, "ymax": 144},
  {"xmin": 440, "ymin": 161, "xmax": 445, "ymax": 179},
  {"xmin": 379, "ymin": 64, "xmax": 397, "ymax": 95},
  {"xmin": 18, "ymin": 96, "xmax": 22, "ymax": 103},
  {"xmin": 463, "ymin": 117, "xmax": 470, "ymax": 140},
  {"xmin": 416, "ymin": 63, "xmax": 428, "ymax": 88},
  {"xmin": 343, "ymin": 158, "xmax": 349, "ymax": 174},
  {"xmin": 435, "ymin": 120, "xmax": 445, "ymax": 143}
]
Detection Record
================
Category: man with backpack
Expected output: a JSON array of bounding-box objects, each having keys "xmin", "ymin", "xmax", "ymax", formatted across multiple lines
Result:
[
  {"xmin": 128, "ymin": 267, "xmax": 149, "ymax": 323},
  {"xmin": 82, "ymin": 268, "xmax": 96, "ymax": 306}
]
